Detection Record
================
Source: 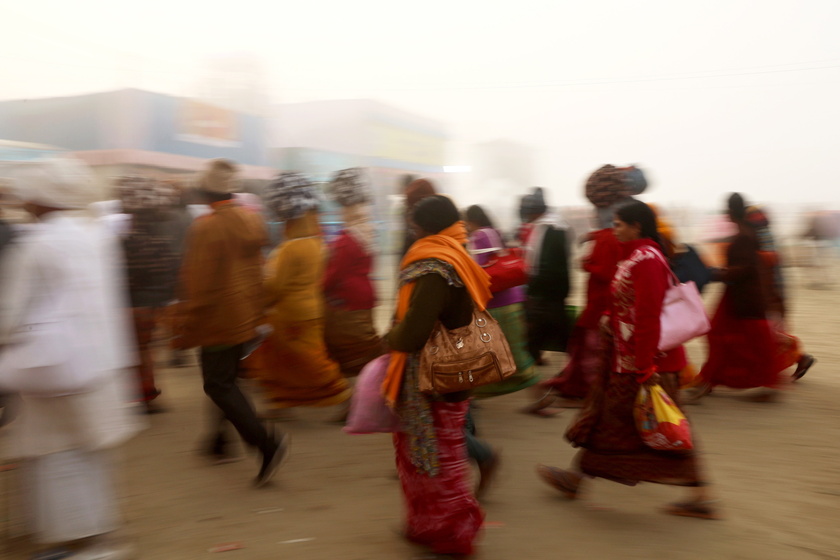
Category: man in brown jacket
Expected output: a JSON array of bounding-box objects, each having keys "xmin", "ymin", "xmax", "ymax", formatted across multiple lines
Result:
[{"xmin": 175, "ymin": 159, "xmax": 288, "ymax": 487}]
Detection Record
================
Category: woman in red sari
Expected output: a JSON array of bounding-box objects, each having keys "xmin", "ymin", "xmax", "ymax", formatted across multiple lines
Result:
[
  {"xmin": 693, "ymin": 194, "xmax": 788, "ymax": 401},
  {"xmin": 383, "ymin": 195, "xmax": 492, "ymax": 557},
  {"xmin": 536, "ymin": 201, "xmax": 718, "ymax": 519}
]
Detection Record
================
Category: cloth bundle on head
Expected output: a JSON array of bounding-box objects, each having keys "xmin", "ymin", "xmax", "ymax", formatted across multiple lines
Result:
[
  {"xmin": 330, "ymin": 168, "xmax": 371, "ymax": 207},
  {"xmin": 10, "ymin": 157, "xmax": 100, "ymax": 210},
  {"xmin": 404, "ymin": 178, "xmax": 436, "ymax": 210},
  {"xmin": 519, "ymin": 187, "xmax": 547, "ymax": 219},
  {"xmin": 586, "ymin": 164, "xmax": 648, "ymax": 229},
  {"xmin": 117, "ymin": 176, "xmax": 178, "ymax": 212},
  {"xmin": 197, "ymin": 159, "xmax": 240, "ymax": 195},
  {"xmin": 264, "ymin": 172, "xmax": 320, "ymax": 221}
]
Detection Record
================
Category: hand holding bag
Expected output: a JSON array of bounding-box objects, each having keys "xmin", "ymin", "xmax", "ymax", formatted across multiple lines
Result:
[
  {"xmin": 656, "ymin": 253, "xmax": 711, "ymax": 352},
  {"xmin": 418, "ymin": 309, "xmax": 517, "ymax": 394}
]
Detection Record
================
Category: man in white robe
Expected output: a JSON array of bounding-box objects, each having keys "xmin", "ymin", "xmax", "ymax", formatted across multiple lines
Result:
[{"xmin": 0, "ymin": 158, "xmax": 143, "ymax": 559}]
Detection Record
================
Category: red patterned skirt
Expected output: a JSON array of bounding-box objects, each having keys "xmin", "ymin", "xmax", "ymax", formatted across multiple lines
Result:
[
  {"xmin": 566, "ymin": 370, "xmax": 703, "ymax": 487},
  {"xmin": 393, "ymin": 401, "xmax": 483, "ymax": 556}
]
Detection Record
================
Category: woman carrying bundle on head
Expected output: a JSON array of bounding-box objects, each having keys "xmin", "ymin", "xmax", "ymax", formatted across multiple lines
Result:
[
  {"xmin": 322, "ymin": 168, "xmax": 385, "ymax": 378},
  {"xmin": 248, "ymin": 173, "xmax": 351, "ymax": 416}
]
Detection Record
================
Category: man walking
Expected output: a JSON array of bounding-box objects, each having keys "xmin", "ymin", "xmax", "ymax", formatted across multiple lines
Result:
[{"xmin": 174, "ymin": 159, "xmax": 288, "ymax": 486}]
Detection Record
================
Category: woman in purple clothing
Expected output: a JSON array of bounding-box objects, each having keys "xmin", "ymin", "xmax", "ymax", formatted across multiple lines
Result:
[{"xmin": 465, "ymin": 205, "xmax": 540, "ymax": 397}]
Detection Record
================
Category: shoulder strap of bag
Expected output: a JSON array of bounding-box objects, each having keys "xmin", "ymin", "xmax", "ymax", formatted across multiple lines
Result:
[{"xmin": 650, "ymin": 248, "xmax": 681, "ymax": 287}]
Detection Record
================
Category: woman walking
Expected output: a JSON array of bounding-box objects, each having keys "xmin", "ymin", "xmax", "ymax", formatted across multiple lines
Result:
[
  {"xmin": 323, "ymin": 168, "xmax": 384, "ymax": 377},
  {"xmin": 536, "ymin": 200, "xmax": 718, "ymax": 519},
  {"xmin": 383, "ymin": 195, "xmax": 491, "ymax": 556},
  {"xmin": 464, "ymin": 204, "xmax": 539, "ymax": 397},
  {"xmin": 693, "ymin": 194, "xmax": 788, "ymax": 401},
  {"xmin": 117, "ymin": 176, "xmax": 179, "ymax": 412},
  {"xmin": 249, "ymin": 173, "xmax": 351, "ymax": 413}
]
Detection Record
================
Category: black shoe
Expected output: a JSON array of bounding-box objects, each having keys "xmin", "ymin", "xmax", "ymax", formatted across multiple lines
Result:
[
  {"xmin": 255, "ymin": 433, "xmax": 290, "ymax": 487},
  {"xmin": 792, "ymin": 354, "xmax": 815, "ymax": 381},
  {"xmin": 476, "ymin": 449, "xmax": 501, "ymax": 499}
]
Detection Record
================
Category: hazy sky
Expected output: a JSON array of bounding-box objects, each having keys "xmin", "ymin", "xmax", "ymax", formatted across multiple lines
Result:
[{"xmin": 2, "ymin": 0, "xmax": 839, "ymax": 209}]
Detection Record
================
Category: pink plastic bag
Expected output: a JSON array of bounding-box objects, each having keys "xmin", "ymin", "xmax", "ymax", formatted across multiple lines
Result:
[{"xmin": 343, "ymin": 355, "xmax": 400, "ymax": 435}]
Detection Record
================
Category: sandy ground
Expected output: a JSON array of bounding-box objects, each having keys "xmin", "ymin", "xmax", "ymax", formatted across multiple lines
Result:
[{"xmin": 3, "ymin": 262, "xmax": 840, "ymax": 560}]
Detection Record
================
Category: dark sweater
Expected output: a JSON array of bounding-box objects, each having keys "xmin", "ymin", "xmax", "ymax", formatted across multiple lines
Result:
[
  {"xmin": 527, "ymin": 225, "xmax": 570, "ymax": 302},
  {"xmin": 386, "ymin": 273, "xmax": 473, "ymax": 353},
  {"xmin": 721, "ymin": 227, "xmax": 767, "ymax": 319}
]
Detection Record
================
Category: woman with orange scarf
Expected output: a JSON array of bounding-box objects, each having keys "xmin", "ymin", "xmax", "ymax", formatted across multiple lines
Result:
[{"xmin": 383, "ymin": 195, "xmax": 492, "ymax": 557}]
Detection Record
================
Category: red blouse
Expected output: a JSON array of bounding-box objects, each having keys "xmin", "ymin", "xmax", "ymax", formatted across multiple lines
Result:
[
  {"xmin": 578, "ymin": 228, "xmax": 623, "ymax": 329},
  {"xmin": 610, "ymin": 238, "xmax": 686, "ymax": 374},
  {"xmin": 323, "ymin": 231, "xmax": 376, "ymax": 310}
]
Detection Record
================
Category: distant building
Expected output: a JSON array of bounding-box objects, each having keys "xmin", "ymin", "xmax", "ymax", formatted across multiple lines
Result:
[{"xmin": 0, "ymin": 88, "xmax": 275, "ymax": 195}]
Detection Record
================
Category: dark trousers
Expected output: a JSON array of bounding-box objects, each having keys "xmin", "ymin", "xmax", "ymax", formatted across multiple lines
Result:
[
  {"xmin": 464, "ymin": 405, "xmax": 493, "ymax": 465},
  {"xmin": 526, "ymin": 298, "xmax": 570, "ymax": 358},
  {"xmin": 200, "ymin": 344, "xmax": 270, "ymax": 453}
]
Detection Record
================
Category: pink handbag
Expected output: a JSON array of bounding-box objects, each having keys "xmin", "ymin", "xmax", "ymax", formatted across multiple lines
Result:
[
  {"xmin": 343, "ymin": 355, "xmax": 400, "ymax": 435},
  {"xmin": 655, "ymin": 253, "xmax": 711, "ymax": 352}
]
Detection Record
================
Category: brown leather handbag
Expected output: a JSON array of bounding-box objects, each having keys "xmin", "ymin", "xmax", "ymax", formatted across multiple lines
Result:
[{"xmin": 418, "ymin": 309, "xmax": 517, "ymax": 394}]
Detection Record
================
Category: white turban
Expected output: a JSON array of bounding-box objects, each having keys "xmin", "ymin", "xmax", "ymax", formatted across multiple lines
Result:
[{"xmin": 10, "ymin": 157, "xmax": 100, "ymax": 210}]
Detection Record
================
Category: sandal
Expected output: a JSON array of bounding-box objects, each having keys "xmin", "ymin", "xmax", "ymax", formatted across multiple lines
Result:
[
  {"xmin": 521, "ymin": 389, "xmax": 559, "ymax": 417},
  {"xmin": 792, "ymin": 354, "xmax": 815, "ymax": 381},
  {"xmin": 683, "ymin": 383, "xmax": 712, "ymax": 405},
  {"xmin": 663, "ymin": 500, "xmax": 721, "ymax": 520},
  {"xmin": 536, "ymin": 464, "xmax": 580, "ymax": 499}
]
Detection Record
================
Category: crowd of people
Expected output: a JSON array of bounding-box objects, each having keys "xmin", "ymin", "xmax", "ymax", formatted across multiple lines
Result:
[{"xmin": 0, "ymin": 156, "xmax": 820, "ymax": 559}]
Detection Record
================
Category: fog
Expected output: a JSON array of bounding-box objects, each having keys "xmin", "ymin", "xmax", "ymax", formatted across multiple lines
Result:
[{"xmin": 2, "ymin": 0, "xmax": 839, "ymax": 212}]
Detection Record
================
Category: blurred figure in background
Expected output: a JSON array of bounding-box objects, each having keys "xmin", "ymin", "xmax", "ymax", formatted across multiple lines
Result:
[
  {"xmin": 248, "ymin": 173, "xmax": 351, "ymax": 415},
  {"xmin": 802, "ymin": 210, "xmax": 839, "ymax": 288},
  {"xmin": 464, "ymin": 204, "xmax": 539, "ymax": 397},
  {"xmin": 400, "ymin": 175, "xmax": 437, "ymax": 256},
  {"xmin": 173, "ymin": 159, "xmax": 288, "ymax": 485},
  {"xmin": 653, "ymin": 206, "xmax": 712, "ymax": 293},
  {"xmin": 161, "ymin": 181, "xmax": 197, "ymax": 369},
  {"xmin": 400, "ymin": 177, "xmax": 436, "ymax": 258},
  {"xmin": 527, "ymin": 166, "xmax": 630, "ymax": 414},
  {"xmin": 383, "ymin": 195, "xmax": 490, "ymax": 556},
  {"xmin": 0, "ymin": 158, "xmax": 143, "ymax": 558},
  {"xmin": 538, "ymin": 200, "xmax": 717, "ymax": 520},
  {"xmin": 693, "ymin": 194, "xmax": 788, "ymax": 402},
  {"xmin": 323, "ymin": 168, "xmax": 384, "ymax": 379},
  {"xmin": 117, "ymin": 176, "xmax": 179, "ymax": 412},
  {"xmin": 520, "ymin": 187, "xmax": 572, "ymax": 364},
  {"xmin": 0, "ymin": 194, "xmax": 16, "ymax": 428}
]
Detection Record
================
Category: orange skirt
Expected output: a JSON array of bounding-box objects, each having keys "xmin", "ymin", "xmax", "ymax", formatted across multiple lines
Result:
[{"xmin": 247, "ymin": 317, "xmax": 351, "ymax": 408}]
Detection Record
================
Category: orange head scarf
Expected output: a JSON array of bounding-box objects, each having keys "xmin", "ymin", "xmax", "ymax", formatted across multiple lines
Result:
[{"xmin": 382, "ymin": 221, "xmax": 492, "ymax": 406}]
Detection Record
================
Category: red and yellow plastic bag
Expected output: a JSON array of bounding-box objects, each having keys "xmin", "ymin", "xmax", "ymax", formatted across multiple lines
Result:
[{"xmin": 634, "ymin": 384, "xmax": 693, "ymax": 451}]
